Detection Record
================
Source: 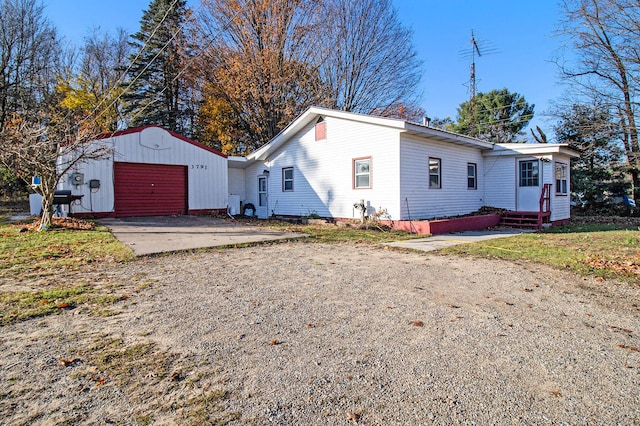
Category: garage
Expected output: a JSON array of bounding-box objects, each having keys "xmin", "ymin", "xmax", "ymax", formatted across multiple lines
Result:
[
  {"xmin": 114, "ymin": 162, "xmax": 187, "ymax": 217},
  {"xmin": 57, "ymin": 125, "xmax": 228, "ymax": 218}
]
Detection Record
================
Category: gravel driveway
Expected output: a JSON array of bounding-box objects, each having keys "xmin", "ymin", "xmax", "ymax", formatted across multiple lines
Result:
[{"xmin": 2, "ymin": 241, "xmax": 639, "ymax": 424}]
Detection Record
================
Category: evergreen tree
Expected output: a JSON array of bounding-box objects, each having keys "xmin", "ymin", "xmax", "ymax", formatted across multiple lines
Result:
[
  {"xmin": 553, "ymin": 102, "xmax": 626, "ymax": 207},
  {"xmin": 451, "ymin": 88, "xmax": 534, "ymax": 143},
  {"xmin": 122, "ymin": 0, "xmax": 192, "ymax": 133}
]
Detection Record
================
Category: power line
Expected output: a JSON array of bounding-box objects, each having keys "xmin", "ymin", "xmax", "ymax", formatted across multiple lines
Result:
[
  {"xmin": 76, "ymin": 0, "xmax": 182, "ymax": 132},
  {"xmin": 125, "ymin": 0, "xmax": 247, "ymax": 131}
]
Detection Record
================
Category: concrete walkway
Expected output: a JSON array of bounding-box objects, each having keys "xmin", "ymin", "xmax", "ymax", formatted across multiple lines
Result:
[
  {"xmin": 99, "ymin": 216, "xmax": 307, "ymax": 256},
  {"xmin": 384, "ymin": 229, "xmax": 532, "ymax": 252}
]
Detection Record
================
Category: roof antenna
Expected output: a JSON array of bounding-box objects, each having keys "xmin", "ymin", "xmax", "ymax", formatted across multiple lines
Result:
[{"xmin": 460, "ymin": 30, "xmax": 498, "ymax": 131}]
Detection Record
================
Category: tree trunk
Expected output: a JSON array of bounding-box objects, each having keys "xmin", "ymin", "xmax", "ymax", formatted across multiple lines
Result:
[{"xmin": 40, "ymin": 191, "xmax": 55, "ymax": 231}]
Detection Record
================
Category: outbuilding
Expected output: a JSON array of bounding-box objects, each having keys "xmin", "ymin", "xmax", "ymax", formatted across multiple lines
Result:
[{"xmin": 57, "ymin": 125, "xmax": 228, "ymax": 218}]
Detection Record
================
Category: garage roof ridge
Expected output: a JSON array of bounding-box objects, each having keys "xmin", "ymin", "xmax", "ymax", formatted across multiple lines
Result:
[{"xmin": 94, "ymin": 125, "xmax": 227, "ymax": 158}]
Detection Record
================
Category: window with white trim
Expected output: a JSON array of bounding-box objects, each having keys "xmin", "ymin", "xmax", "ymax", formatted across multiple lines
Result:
[
  {"xmin": 519, "ymin": 160, "xmax": 539, "ymax": 187},
  {"xmin": 429, "ymin": 157, "xmax": 441, "ymax": 189},
  {"xmin": 467, "ymin": 163, "xmax": 477, "ymax": 190},
  {"xmin": 555, "ymin": 162, "xmax": 568, "ymax": 195},
  {"xmin": 282, "ymin": 167, "xmax": 294, "ymax": 192},
  {"xmin": 353, "ymin": 158, "xmax": 371, "ymax": 189}
]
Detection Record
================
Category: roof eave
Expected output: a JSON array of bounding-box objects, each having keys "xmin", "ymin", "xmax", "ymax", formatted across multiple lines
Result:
[
  {"xmin": 486, "ymin": 143, "xmax": 581, "ymax": 158},
  {"xmin": 403, "ymin": 123, "xmax": 494, "ymax": 149}
]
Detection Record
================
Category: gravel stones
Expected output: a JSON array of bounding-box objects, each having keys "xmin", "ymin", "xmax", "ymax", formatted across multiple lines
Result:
[{"xmin": 1, "ymin": 241, "xmax": 639, "ymax": 424}]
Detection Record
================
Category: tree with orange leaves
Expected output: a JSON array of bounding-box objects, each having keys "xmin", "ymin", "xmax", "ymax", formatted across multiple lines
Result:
[
  {"xmin": 193, "ymin": 0, "xmax": 422, "ymax": 154},
  {"xmin": 194, "ymin": 0, "xmax": 326, "ymax": 152}
]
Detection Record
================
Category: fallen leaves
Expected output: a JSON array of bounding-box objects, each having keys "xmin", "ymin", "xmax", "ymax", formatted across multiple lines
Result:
[
  {"xmin": 20, "ymin": 217, "xmax": 96, "ymax": 232},
  {"xmin": 269, "ymin": 339, "xmax": 281, "ymax": 346},
  {"xmin": 581, "ymin": 255, "xmax": 640, "ymax": 277},
  {"xmin": 609, "ymin": 325, "xmax": 633, "ymax": 335},
  {"xmin": 346, "ymin": 410, "xmax": 362, "ymax": 423},
  {"xmin": 59, "ymin": 357, "xmax": 82, "ymax": 367},
  {"xmin": 410, "ymin": 320, "xmax": 424, "ymax": 327},
  {"xmin": 550, "ymin": 390, "xmax": 562, "ymax": 397},
  {"xmin": 616, "ymin": 344, "xmax": 639, "ymax": 352},
  {"xmin": 90, "ymin": 375, "xmax": 106, "ymax": 386}
]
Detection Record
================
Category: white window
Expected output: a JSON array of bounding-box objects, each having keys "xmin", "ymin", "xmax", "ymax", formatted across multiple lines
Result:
[
  {"xmin": 258, "ymin": 176, "xmax": 267, "ymax": 207},
  {"xmin": 467, "ymin": 163, "xmax": 477, "ymax": 190},
  {"xmin": 555, "ymin": 162, "xmax": 568, "ymax": 195},
  {"xmin": 282, "ymin": 167, "xmax": 294, "ymax": 192},
  {"xmin": 519, "ymin": 160, "xmax": 539, "ymax": 187},
  {"xmin": 429, "ymin": 157, "xmax": 441, "ymax": 189},
  {"xmin": 353, "ymin": 158, "xmax": 371, "ymax": 189}
]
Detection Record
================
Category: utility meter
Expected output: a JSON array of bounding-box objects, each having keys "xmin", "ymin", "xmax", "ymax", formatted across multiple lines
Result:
[{"xmin": 70, "ymin": 173, "xmax": 84, "ymax": 185}]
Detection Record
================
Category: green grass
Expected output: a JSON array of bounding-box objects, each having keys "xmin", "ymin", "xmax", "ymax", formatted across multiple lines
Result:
[
  {"xmin": 262, "ymin": 220, "xmax": 420, "ymax": 244},
  {"xmin": 0, "ymin": 216, "xmax": 135, "ymax": 324},
  {"xmin": 441, "ymin": 223, "xmax": 640, "ymax": 285},
  {"xmin": 0, "ymin": 222, "xmax": 134, "ymax": 279},
  {"xmin": 0, "ymin": 284, "xmax": 130, "ymax": 325}
]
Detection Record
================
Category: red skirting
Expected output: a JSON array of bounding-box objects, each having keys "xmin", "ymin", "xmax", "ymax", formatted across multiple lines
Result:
[{"xmin": 383, "ymin": 213, "xmax": 502, "ymax": 235}]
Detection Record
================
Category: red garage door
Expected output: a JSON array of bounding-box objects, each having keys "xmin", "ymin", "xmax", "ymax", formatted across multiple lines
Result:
[{"xmin": 114, "ymin": 162, "xmax": 187, "ymax": 217}]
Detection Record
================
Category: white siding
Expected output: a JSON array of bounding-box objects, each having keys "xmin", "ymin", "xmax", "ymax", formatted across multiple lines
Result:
[
  {"xmin": 482, "ymin": 154, "xmax": 573, "ymax": 221},
  {"xmin": 482, "ymin": 156, "xmax": 517, "ymax": 210},
  {"xmin": 399, "ymin": 135, "xmax": 486, "ymax": 219},
  {"xmin": 264, "ymin": 116, "xmax": 402, "ymax": 219},
  {"xmin": 228, "ymin": 168, "xmax": 246, "ymax": 200},
  {"xmin": 243, "ymin": 161, "xmax": 268, "ymax": 209},
  {"xmin": 58, "ymin": 127, "xmax": 228, "ymax": 214},
  {"xmin": 58, "ymin": 140, "xmax": 115, "ymax": 215}
]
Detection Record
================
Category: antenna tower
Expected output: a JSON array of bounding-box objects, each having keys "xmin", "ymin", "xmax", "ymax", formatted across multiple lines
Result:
[
  {"xmin": 459, "ymin": 30, "xmax": 498, "ymax": 133},
  {"xmin": 469, "ymin": 30, "xmax": 481, "ymax": 130},
  {"xmin": 469, "ymin": 30, "xmax": 481, "ymax": 102}
]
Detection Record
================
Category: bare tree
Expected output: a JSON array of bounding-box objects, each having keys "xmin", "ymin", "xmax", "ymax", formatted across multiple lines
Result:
[
  {"xmin": 557, "ymin": 0, "xmax": 640, "ymax": 197},
  {"xmin": 0, "ymin": 0, "xmax": 111, "ymax": 229},
  {"xmin": 0, "ymin": 0, "xmax": 60, "ymax": 131},
  {"xmin": 318, "ymin": 0, "xmax": 422, "ymax": 115},
  {"xmin": 58, "ymin": 28, "xmax": 131, "ymax": 133},
  {"xmin": 1, "ymin": 111, "xmax": 110, "ymax": 229}
]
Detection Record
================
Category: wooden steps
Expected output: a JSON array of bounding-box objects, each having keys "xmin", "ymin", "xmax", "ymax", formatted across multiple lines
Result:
[
  {"xmin": 500, "ymin": 184, "xmax": 553, "ymax": 229},
  {"xmin": 500, "ymin": 211, "xmax": 551, "ymax": 229}
]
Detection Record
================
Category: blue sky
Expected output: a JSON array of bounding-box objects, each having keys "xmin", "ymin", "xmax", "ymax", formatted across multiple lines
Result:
[{"xmin": 46, "ymin": 0, "xmax": 567, "ymax": 138}]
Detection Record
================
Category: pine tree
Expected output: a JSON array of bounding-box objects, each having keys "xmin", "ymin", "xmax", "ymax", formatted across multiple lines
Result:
[{"xmin": 122, "ymin": 0, "xmax": 191, "ymax": 133}]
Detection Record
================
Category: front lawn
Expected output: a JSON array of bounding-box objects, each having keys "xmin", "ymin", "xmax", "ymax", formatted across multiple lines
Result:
[
  {"xmin": 0, "ymin": 216, "xmax": 136, "ymax": 325},
  {"xmin": 0, "ymin": 218, "xmax": 134, "ymax": 280},
  {"xmin": 441, "ymin": 222, "xmax": 640, "ymax": 285}
]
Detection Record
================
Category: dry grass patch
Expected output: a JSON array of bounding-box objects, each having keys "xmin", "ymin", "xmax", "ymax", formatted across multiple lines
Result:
[{"xmin": 74, "ymin": 335, "xmax": 238, "ymax": 425}]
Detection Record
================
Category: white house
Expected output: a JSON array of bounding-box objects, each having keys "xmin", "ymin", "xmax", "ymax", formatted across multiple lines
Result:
[
  {"xmin": 228, "ymin": 107, "xmax": 579, "ymax": 226},
  {"xmin": 57, "ymin": 125, "xmax": 228, "ymax": 217}
]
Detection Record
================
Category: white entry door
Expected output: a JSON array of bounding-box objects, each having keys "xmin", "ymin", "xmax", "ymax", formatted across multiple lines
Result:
[
  {"xmin": 257, "ymin": 176, "xmax": 268, "ymax": 218},
  {"xmin": 517, "ymin": 159, "xmax": 541, "ymax": 211}
]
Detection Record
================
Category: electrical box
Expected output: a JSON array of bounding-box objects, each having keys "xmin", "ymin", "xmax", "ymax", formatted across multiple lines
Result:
[
  {"xmin": 89, "ymin": 179, "xmax": 101, "ymax": 189},
  {"xmin": 70, "ymin": 173, "xmax": 84, "ymax": 186}
]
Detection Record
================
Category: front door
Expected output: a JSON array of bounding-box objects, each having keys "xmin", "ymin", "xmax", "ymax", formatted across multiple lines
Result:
[
  {"xmin": 257, "ymin": 176, "xmax": 268, "ymax": 218},
  {"xmin": 517, "ymin": 159, "xmax": 541, "ymax": 211}
]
